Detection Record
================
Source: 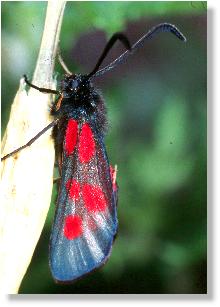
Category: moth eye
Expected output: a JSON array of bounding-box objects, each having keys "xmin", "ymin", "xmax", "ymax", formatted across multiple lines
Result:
[{"xmin": 72, "ymin": 79, "xmax": 79, "ymax": 89}]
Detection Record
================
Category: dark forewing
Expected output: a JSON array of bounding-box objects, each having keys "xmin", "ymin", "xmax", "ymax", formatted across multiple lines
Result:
[{"xmin": 49, "ymin": 119, "xmax": 117, "ymax": 282}]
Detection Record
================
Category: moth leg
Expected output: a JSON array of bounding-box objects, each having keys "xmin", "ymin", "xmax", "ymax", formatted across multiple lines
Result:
[
  {"xmin": 57, "ymin": 45, "xmax": 72, "ymax": 75},
  {"xmin": 1, "ymin": 120, "xmax": 58, "ymax": 161},
  {"xmin": 53, "ymin": 177, "xmax": 61, "ymax": 184},
  {"xmin": 53, "ymin": 156, "xmax": 62, "ymax": 180},
  {"xmin": 23, "ymin": 74, "xmax": 59, "ymax": 95}
]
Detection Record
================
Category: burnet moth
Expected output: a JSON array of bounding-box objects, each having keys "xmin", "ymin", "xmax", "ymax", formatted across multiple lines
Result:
[{"xmin": 1, "ymin": 23, "xmax": 186, "ymax": 282}]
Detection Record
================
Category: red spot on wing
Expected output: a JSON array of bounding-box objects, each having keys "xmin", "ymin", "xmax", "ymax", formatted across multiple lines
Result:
[
  {"xmin": 82, "ymin": 184, "xmax": 107, "ymax": 212},
  {"xmin": 79, "ymin": 123, "xmax": 95, "ymax": 163},
  {"xmin": 63, "ymin": 215, "xmax": 82, "ymax": 240},
  {"xmin": 66, "ymin": 179, "xmax": 80, "ymax": 201},
  {"xmin": 65, "ymin": 119, "xmax": 78, "ymax": 155}
]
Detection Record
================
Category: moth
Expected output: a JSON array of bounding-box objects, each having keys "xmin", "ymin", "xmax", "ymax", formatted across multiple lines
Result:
[{"xmin": 2, "ymin": 23, "xmax": 186, "ymax": 282}]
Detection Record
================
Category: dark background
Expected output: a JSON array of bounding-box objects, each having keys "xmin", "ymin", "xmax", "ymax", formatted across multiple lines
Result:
[{"xmin": 1, "ymin": 1, "xmax": 207, "ymax": 294}]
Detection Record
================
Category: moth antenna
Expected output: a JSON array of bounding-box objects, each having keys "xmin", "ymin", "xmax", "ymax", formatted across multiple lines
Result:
[
  {"xmin": 91, "ymin": 23, "xmax": 186, "ymax": 78},
  {"xmin": 87, "ymin": 33, "xmax": 131, "ymax": 79}
]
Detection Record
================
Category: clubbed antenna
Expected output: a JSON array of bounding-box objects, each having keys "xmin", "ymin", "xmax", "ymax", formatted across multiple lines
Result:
[
  {"xmin": 87, "ymin": 33, "xmax": 131, "ymax": 79},
  {"xmin": 91, "ymin": 23, "xmax": 186, "ymax": 79}
]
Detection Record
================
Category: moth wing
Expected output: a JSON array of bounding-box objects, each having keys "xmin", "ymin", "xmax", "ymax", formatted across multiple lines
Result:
[{"xmin": 49, "ymin": 120, "xmax": 117, "ymax": 282}]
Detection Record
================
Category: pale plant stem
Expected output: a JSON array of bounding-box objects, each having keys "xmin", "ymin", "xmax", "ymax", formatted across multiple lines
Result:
[{"xmin": 0, "ymin": 1, "xmax": 66, "ymax": 294}]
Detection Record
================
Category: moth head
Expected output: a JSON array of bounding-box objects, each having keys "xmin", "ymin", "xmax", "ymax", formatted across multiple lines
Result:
[{"xmin": 61, "ymin": 74, "xmax": 90, "ymax": 99}]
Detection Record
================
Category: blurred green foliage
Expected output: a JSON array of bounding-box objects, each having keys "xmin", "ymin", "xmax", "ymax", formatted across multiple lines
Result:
[{"xmin": 1, "ymin": 1, "xmax": 206, "ymax": 294}]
